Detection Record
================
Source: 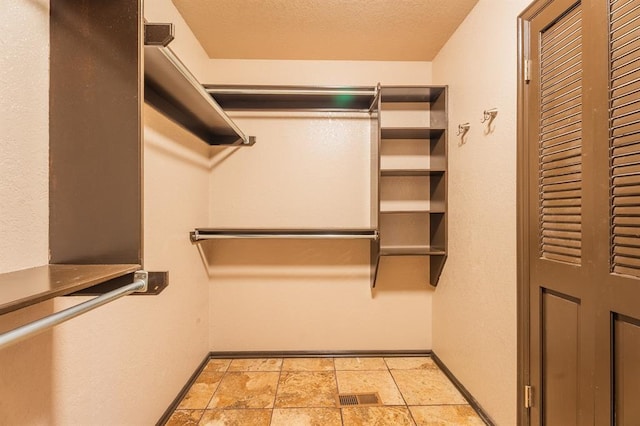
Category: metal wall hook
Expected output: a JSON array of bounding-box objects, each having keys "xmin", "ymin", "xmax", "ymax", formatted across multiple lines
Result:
[
  {"xmin": 457, "ymin": 122, "xmax": 470, "ymax": 136},
  {"xmin": 481, "ymin": 108, "xmax": 498, "ymax": 123}
]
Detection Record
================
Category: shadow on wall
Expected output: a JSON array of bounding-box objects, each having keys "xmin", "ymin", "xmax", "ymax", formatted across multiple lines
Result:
[
  {"xmin": 194, "ymin": 239, "xmax": 432, "ymax": 293},
  {"xmin": 144, "ymin": 105, "xmax": 241, "ymax": 171},
  {"xmin": 198, "ymin": 239, "xmax": 369, "ymax": 280},
  {"xmin": 374, "ymin": 256, "xmax": 431, "ymax": 294},
  {"xmin": 0, "ymin": 301, "xmax": 54, "ymax": 424}
]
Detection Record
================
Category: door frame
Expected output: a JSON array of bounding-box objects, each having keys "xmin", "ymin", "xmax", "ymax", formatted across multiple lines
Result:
[{"xmin": 517, "ymin": 1, "xmax": 558, "ymax": 425}]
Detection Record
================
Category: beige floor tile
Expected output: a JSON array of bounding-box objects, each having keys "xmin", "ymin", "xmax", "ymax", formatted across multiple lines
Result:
[
  {"xmin": 275, "ymin": 371, "xmax": 338, "ymax": 408},
  {"xmin": 392, "ymin": 370, "xmax": 467, "ymax": 405},
  {"xmin": 384, "ymin": 357, "xmax": 437, "ymax": 370},
  {"xmin": 334, "ymin": 357, "xmax": 388, "ymax": 371},
  {"xmin": 165, "ymin": 409, "xmax": 203, "ymax": 426},
  {"xmin": 271, "ymin": 408, "xmax": 342, "ymax": 426},
  {"xmin": 202, "ymin": 359, "xmax": 232, "ymax": 373},
  {"xmin": 282, "ymin": 357, "xmax": 335, "ymax": 371},
  {"xmin": 198, "ymin": 409, "xmax": 271, "ymax": 426},
  {"xmin": 177, "ymin": 372, "xmax": 225, "ymax": 409},
  {"xmin": 342, "ymin": 406, "xmax": 415, "ymax": 426},
  {"xmin": 228, "ymin": 358, "xmax": 283, "ymax": 371},
  {"xmin": 208, "ymin": 372, "xmax": 279, "ymax": 409},
  {"xmin": 409, "ymin": 405, "xmax": 485, "ymax": 425},
  {"xmin": 336, "ymin": 370, "xmax": 405, "ymax": 405}
]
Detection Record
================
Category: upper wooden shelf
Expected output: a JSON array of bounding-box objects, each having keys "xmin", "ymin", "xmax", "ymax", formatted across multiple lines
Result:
[
  {"xmin": 0, "ymin": 264, "xmax": 140, "ymax": 315},
  {"xmin": 144, "ymin": 24, "xmax": 254, "ymax": 146},
  {"xmin": 380, "ymin": 86, "xmax": 446, "ymax": 103},
  {"xmin": 205, "ymin": 85, "xmax": 377, "ymax": 111}
]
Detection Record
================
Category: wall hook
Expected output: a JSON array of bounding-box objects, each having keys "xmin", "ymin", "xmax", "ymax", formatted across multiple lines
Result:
[
  {"xmin": 457, "ymin": 122, "xmax": 470, "ymax": 136},
  {"xmin": 481, "ymin": 108, "xmax": 498, "ymax": 124},
  {"xmin": 457, "ymin": 122, "xmax": 470, "ymax": 146}
]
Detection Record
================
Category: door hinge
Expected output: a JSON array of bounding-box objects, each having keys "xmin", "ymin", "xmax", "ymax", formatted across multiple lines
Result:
[
  {"xmin": 524, "ymin": 385, "xmax": 533, "ymax": 409},
  {"xmin": 524, "ymin": 59, "xmax": 532, "ymax": 83}
]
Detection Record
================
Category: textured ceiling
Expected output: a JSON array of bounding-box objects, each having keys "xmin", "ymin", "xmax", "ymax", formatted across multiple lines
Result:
[{"xmin": 171, "ymin": 0, "xmax": 479, "ymax": 61}]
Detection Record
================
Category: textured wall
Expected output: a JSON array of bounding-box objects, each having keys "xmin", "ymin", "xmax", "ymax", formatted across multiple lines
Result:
[
  {"xmin": 0, "ymin": 1, "xmax": 211, "ymax": 423},
  {"xmin": 0, "ymin": 0, "xmax": 49, "ymax": 273},
  {"xmin": 204, "ymin": 59, "xmax": 431, "ymax": 86},
  {"xmin": 432, "ymin": 1, "xmax": 530, "ymax": 424},
  {"xmin": 0, "ymin": 3, "xmax": 53, "ymax": 421}
]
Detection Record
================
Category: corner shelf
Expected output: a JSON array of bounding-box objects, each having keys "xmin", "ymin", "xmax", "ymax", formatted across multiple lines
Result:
[
  {"xmin": 0, "ymin": 264, "xmax": 140, "ymax": 316},
  {"xmin": 373, "ymin": 86, "xmax": 448, "ymax": 287},
  {"xmin": 144, "ymin": 24, "xmax": 255, "ymax": 146}
]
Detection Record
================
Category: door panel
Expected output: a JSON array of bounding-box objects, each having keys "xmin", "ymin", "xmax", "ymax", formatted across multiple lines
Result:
[
  {"xmin": 613, "ymin": 315, "xmax": 640, "ymax": 425},
  {"xmin": 542, "ymin": 290, "xmax": 579, "ymax": 425}
]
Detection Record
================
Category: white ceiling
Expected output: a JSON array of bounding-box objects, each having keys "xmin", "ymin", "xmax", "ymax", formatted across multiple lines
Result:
[{"xmin": 171, "ymin": 0, "xmax": 479, "ymax": 61}]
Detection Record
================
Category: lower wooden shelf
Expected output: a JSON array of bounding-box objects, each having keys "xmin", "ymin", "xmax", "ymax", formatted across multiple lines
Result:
[
  {"xmin": 0, "ymin": 264, "xmax": 140, "ymax": 315},
  {"xmin": 380, "ymin": 245, "xmax": 446, "ymax": 256}
]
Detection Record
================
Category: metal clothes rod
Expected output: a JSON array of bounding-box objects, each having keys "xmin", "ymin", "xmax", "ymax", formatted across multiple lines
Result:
[
  {"xmin": 0, "ymin": 277, "xmax": 146, "ymax": 350},
  {"xmin": 206, "ymin": 87, "xmax": 377, "ymax": 97},
  {"xmin": 190, "ymin": 229, "xmax": 379, "ymax": 242}
]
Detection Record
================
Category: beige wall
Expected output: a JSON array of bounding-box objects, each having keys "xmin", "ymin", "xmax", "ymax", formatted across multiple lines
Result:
[
  {"xmin": 0, "ymin": 1, "xmax": 212, "ymax": 423},
  {"xmin": 203, "ymin": 59, "xmax": 431, "ymax": 86},
  {"xmin": 432, "ymin": 0, "xmax": 529, "ymax": 424},
  {"xmin": 201, "ymin": 61, "xmax": 436, "ymax": 351},
  {"xmin": 0, "ymin": 0, "xmax": 49, "ymax": 274}
]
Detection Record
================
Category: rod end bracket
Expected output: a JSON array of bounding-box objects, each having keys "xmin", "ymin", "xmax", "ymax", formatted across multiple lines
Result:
[{"xmin": 134, "ymin": 270, "xmax": 149, "ymax": 292}]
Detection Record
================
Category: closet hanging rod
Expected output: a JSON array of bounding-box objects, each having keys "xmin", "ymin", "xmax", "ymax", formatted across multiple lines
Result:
[
  {"xmin": 205, "ymin": 85, "xmax": 378, "ymax": 111},
  {"xmin": 206, "ymin": 86, "xmax": 377, "ymax": 97},
  {"xmin": 190, "ymin": 228, "xmax": 379, "ymax": 242},
  {"xmin": 0, "ymin": 272, "xmax": 148, "ymax": 350}
]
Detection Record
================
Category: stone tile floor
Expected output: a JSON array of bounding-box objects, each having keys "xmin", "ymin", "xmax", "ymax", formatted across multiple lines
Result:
[{"xmin": 165, "ymin": 356, "xmax": 486, "ymax": 425}]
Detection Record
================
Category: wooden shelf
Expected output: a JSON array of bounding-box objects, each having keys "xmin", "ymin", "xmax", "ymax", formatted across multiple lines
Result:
[
  {"xmin": 144, "ymin": 37, "xmax": 254, "ymax": 146},
  {"xmin": 0, "ymin": 264, "xmax": 140, "ymax": 316},
  {"xmin": 205, "ymin": 85, "xmax": 377, "ymax": 111},
  {"xmin": 381, "ymin": 168, "xmax": 445, "ymax": 176},
  {"xmin": 380, "ymin": 86, "xmax": 446, "ymax": 103},
  {"xmin": 380, "ymin": 245, "xmax": 446, "ymax": 256},
  {"xmin": 381, "ymin": 127, "xmax": 445, "ymax": 140}
]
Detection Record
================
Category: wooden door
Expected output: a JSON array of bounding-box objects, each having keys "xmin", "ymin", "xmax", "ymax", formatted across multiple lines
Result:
[{"xmin": 519, "ymin": 0, "xmax": 640, "ymax": 424}]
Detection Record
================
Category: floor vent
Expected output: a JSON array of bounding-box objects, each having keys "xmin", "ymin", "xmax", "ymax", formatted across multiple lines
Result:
[{"xmin": 336, "ymin": 392, "xmax": 382, "ymax": 407}]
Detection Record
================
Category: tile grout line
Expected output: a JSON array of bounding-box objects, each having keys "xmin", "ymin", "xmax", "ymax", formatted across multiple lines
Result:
[
  {"xmin": 384, "ymin": 358, "xmax": 418, "ymax": 425},
  {"xmin": 268, "ymin": 358, "xmax": 284, "ymax": 425},
  {"xmin": 199, "ymin": 358, "xmax": 230, "ymax": 422},
  {"xmin": 331, "ymin": 357, "xmax": 347, "ymax": 426}
]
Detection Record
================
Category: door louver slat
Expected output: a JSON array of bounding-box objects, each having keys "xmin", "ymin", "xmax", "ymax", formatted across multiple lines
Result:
[
  {"xmin": 611, "ymin": 0, "xmax": 640, "ymax": 277},
  {"xmin": 539, "ymin": 4, "xmax": 583, "ymax": 264}
]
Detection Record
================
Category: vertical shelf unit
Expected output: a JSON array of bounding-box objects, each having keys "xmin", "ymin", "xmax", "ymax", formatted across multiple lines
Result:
[{"xmin": 374, "ymin": 86, "xmax": 448, "ymax": 286}]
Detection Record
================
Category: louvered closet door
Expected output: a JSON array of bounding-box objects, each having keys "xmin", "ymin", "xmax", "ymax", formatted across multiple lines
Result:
[
  {"xmin": 523, "ymin": 0, "xmax": 640, "ymax": 424},
  {"xmin": 594, "ymin": 0, "xmax": 640, "ymax": 423},
  {"xmin": 527, "ymin": 1, "xmax": 594, "ymax": 424}
]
